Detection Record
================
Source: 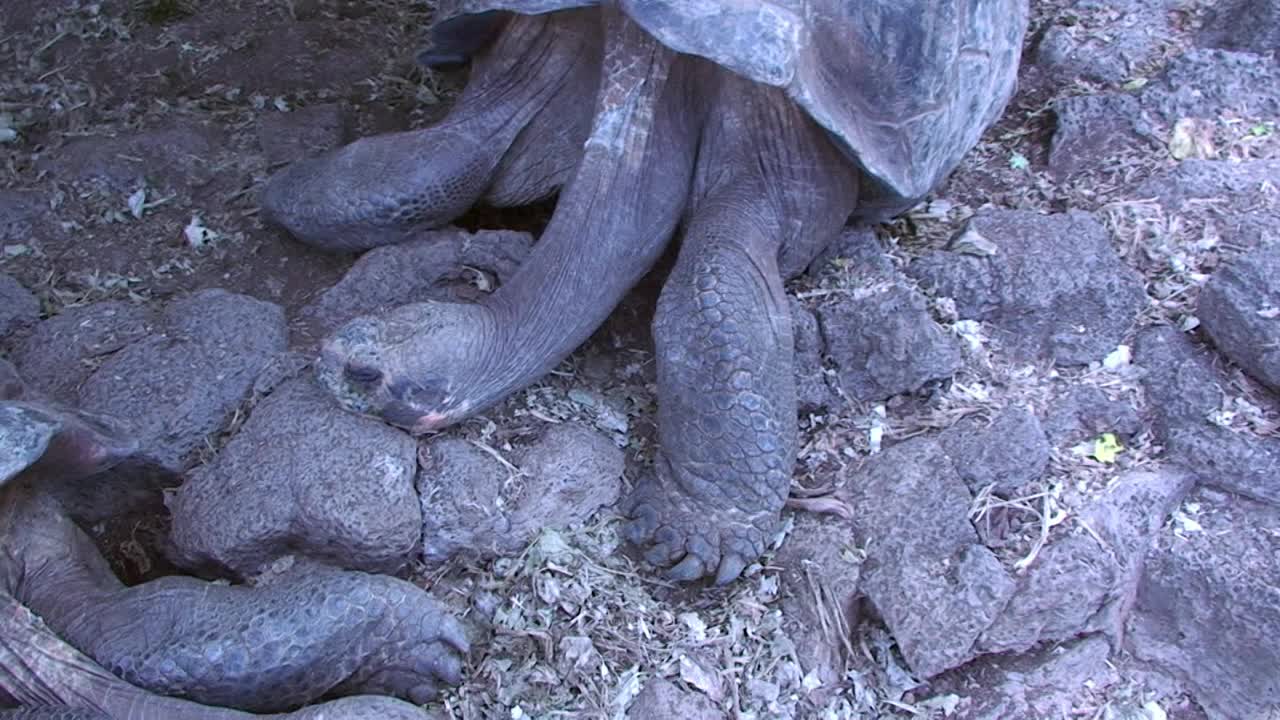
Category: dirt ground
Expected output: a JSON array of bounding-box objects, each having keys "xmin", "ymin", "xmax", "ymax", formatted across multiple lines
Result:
[{"xmin": 3, "ymin": 1, "xmax": 1279, "ymax": 719}]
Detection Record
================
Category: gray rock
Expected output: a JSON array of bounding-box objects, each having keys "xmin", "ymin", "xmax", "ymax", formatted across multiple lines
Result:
[
  {"xmin": 977, "ymin": 469, "xmax": 1193, "ymax": 655},
  {"xmin": 1034, "ymin": 0, "xmax": 1178, "ymax": 86},
  {"xmin": 9, "ymin": 301, "xmax": 156, "ymax": 404},
  {"xmin": 300, "ymin": 228, "xmax": 532, "ymax": 338},
  {"xmin": 257, "ymin": 103, "xmax": 349, "ymax": 166},
  {"xmin": 1199, "ymin": 0, "xmax": 1280, "ymax": 56},
  {"xmin": 38, "ymin": 120, "xmax": 227, "ymax": 190},
  {"xmin": 806, "ymin": 226, "xmax": 894, "ymax": 280},
  {"xmin": 1048, "ymin": 93, "xmax": 1151, "ymax": 178},
  {"xmin": 0, "ymin": 273, "xmax": 39, "ymax": 341},
  {"xmin": 78, "ymin": 289, "xmax": 286, "ymax": 472},
  {"xmin": 774, "ymin": 514, "xmax": 861, "ymax": 707},
  {"xmin": 1128, "ymin": 490, "xmax": 1280, "ymax": 720},
  {"xmin": 789, "ymin": 299, "xmax": 835, "ymax": 413},
  {"xmin": 418, "ymin": 424, "xmax": 623, "ymax": 564},
  {"xmin": 1135, "ymin": 160, "xmax": 1280, "ymax": 255},
  {"xmin": 1140, "ymin": 49, "xmax": 1280, "ymax": 126},
  {"xmin": 626, "ymin": 677, "xmax": 725, "ymax": 720},
  {"xmin": 169, "ymin": 377, "xmax": 420, "ymax": 578},
  {"xmin": 939, "ymin": 636, "xmax": 1121, "ymax": 720},
  {"xmin": 908, "ymin": 210, "xmax": 1146, "ymax": 365},
  {"xmin": 1137, "ymin": 327, "xmax": 1280, "ymax": 505},
  {"xmin": 1198, "ymin": 244, "xmax": 1280, "ymax": 393},
  {"xmin": 1041, "ymin": 385, "xmax": 1144, "ymax": 449},
  {"xmin": 849, "ymin": 438, "xmax": 1015, "ymax": 678},
  {"xmin": 938, "ymin": 408, "xmax": 1050, "ymax": 496},
  {"xmin": 816, "ymin": 284, "xmax": 962, "ymax": 404}
]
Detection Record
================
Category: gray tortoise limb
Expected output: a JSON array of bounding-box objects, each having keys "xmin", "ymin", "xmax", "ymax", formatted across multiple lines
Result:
[
  {"xmin": 261, "ymin": 10, "xmax": 601, "ymax": 252},
  {"xmin": 0, "ymin": 400, "xmax": 465, "ymax": 715},
  {"xmin": 0, "ymin": 591, "xmax": 433, "ymax": 719},
  {"xmin": 624, "ymin": 74, "xmax": 858, "ymax": 582},
  {"xmin": 261, "ymin": 2, "xmax": 1026, "ymax": 583}
]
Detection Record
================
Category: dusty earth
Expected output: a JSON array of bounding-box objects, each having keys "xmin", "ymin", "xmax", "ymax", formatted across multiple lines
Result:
[{"xmin": 2, "ymin": 0, "xmax": 1280, "ymax": 719}]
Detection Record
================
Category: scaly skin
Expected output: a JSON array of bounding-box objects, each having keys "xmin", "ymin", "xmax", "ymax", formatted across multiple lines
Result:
[
  {"xmin": 260, "ymin": 10, "xmax": 600, "ymax": 252},
  {"xmin": 0, "ymin": 400, "xmax": 464, "ymax": 716},
  {"xmin": 624, "ymin": 76, "xmax": 858, "ymax": 582},
  {"xmin": 260, "ymin": 9, "xmax": 854, "ymax": 584}
]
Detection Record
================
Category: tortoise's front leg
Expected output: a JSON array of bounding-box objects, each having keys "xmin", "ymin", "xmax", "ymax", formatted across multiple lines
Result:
[{"xmin": 624, "ymin": 78, "xmax": 857, "ymax": 584}]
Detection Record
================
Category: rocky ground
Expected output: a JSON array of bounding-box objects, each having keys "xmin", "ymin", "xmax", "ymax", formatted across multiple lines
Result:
[{"xmin": 2, "ymin": 0, "xmax": 1279, "ymax": 719}]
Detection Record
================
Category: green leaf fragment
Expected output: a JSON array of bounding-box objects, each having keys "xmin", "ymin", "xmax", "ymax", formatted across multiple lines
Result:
[{"xmin": 1091, "ymin": 433, "xmax": 1124, "ymax": 463}]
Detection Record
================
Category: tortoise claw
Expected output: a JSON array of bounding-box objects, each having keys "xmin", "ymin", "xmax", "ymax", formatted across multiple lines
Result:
[
  {"xmin": 665, "ymin": 554, "xmax": 707, "ymax": 582},
  {"xmin": 714, "ymin": 553, "xmax": 749, "ymax": 586}
]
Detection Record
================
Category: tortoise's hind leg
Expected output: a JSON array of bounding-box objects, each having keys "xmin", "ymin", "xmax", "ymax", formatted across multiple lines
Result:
[
  {"xmin": 624, "ymin": 76, "xmax": 857, "ymax": 584},
  {"xmin": 260, "ymin": 11, "xmax": 599, "ymax": 253}
]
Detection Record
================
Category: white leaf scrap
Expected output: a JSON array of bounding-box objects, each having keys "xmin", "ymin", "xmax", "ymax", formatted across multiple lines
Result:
[
  {"xmin": 184, "ymin": 215, "xmax": 215, "ymax": 248},
  {"xmin": 127, "ymin": 187, "xmax": 147, "ymax": 219}
]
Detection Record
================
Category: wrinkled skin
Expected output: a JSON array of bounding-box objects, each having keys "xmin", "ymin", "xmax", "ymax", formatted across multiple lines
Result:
[
  {"xmin": 0, "ymin": 398, "xmax": 465, "ymax": 718},
  {"xmin": 261, "ymin": 7, "xmax": 858, "ymax": 584},
  {"xmin": 258, "ymin": 7, "xmax": 860, "ymax": 584}
]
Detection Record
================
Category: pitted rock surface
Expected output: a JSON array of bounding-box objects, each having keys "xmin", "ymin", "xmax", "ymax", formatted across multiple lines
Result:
[
  {"xmin": 1140, "ymin": 49, "xmax": 1280, "ymax": 125},
  {"xmin": 1033, "ymin": 0, "xmax": 1179, "ymax": 86},
  {"xmin": 1199, "ymin": 0, "xmax": 1280, "ymax": 56},
  {"xmin": 848, "ymin": 437, "xmax": 1015, "ymax": 678},
  {"xmin": 1048, "ymin": 93, "xmax": 1151, "ymax": 178},
  {"xmin": 976, "ymin": 469, "xmax": 1192, "ymax": 654},
  {"xmin": 816, "ymin": 284, "xmax": 962, "ymax": 404},
  {"xmin": 76, "ymin": 289, "xmax": 286, "ymax": 472},
  {"xmin": 908, "ymin": 209, "xmax": 1145, "ymax": 365},
  {"xmin": 418, "ymin": 423, "xmax": 623, "ymax": 564},
  {"xmin": 773, "ymin": 513, "xmax": 860, "ymax": 707},
  {"xmin": 1198, "ymin": 244, "xmax": 1280, "ymax": 393},
  {"xmin": 934, "ymin": 636, "xmax": 1121, "ymax": 720},
  {"xmin": 1137, "ymin": 327, "xmax": 1280, "ymax": 505},
  {"xmin": 8, "ymin": 300, "xmax": 156, "ymax": 405},
  {"xmin": 300, "ymin": 228, "xmax": 533, "ymax": 338},
  {"xmin": 1128, "ymin": 489, "xmax": 1280, "ymax": 720},
  {"xmin": 1041, "ymin": 385, "xmax": 1143, "ymax": 449},
  {"xmin": 1134, "ymin": 160, "xmax": 1280, "ymax": 259},
  {"xmin": 37, "ymin": 120, "xmax": 228, "ymax": 190},
  {"xmin": 789, "ymin": 299, "xmax": 835, "ymax": 413},
  {"xmin": 626, "ymin": 677, "xmax": 724, "ymax": 720},
  {"xmin": 938, "ymin": 408, "xmax": 1050, "ymax": 496},
  {"xmin": 169, "ymin": 377, "xmax": 420, "ymax": 577},
  {"xmin": 0, "ymin": 274, "xmax": 38, "ymax": 341}
]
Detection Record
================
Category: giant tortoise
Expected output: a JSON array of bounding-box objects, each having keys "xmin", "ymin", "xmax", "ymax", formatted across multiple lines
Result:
[
  {"xmin": 0, "ymin": 395, "xmax": 466, "ymax": 718},
  {"xmin": 262, "ymin": 1, "xmax": 1029, "ymax": 584}
]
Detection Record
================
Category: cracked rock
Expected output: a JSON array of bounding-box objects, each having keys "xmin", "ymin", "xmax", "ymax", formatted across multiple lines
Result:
[
  {"xmin": 1198, "ymin": 243, "xmax": 1280, "ymax": 394},
  {"xmin": 418, "ymin": 423, "xmax": 623, "ymax": 564},
  {"xmin": 849, "ymin": 438, "xmax": 1015, "ymax": 677},
  {"xmin": 816, "ymin": 284, "xmax": 962, "ymax": 404},
  {"xmin": 977, "ymin": 468, "xmax": 1193, "ymax": 655},
  {"xmin": 9, "ymin": 301, "xmax": 156, "ymax": 405},
  {"xmin": 1137, "ymin": 327, "xmax": 1280, "ymax": 505},
  {"xmin": 300, "ymin": 228, "xmax": 532, "ymax": 339},
  {"xmin": 938, "ymin": 408, "xmax": 1051, "ymax": 496},
  {"xmin": 908, "ymin": 210, "xmax": 1145, "ymax": 365},
  {"xmin": 169, "ymin": 377, "xmax": 420, "ymax": 578},
  {"xmin": 1128, "ymin": 489, "xmax": 1280, "ymax": 720}
]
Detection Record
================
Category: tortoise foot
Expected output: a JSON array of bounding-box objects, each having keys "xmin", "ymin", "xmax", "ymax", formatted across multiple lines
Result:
[{"xmin": 623, "ymin": 467, "xmax": 778, "ymax": 585}]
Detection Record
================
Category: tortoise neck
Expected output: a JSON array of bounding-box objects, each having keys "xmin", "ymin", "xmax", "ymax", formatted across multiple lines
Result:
[
  {"xmin": 2, "ymin": 490, "xmax": 123, "ymax": 631},
  {"xmin": 477, "ymin": 27, "xmax": 704, "ymax": 402}
]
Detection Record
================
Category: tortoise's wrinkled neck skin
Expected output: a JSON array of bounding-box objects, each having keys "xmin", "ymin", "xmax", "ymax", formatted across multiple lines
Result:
[
  {"xmin": 476, "ymin": 13, "xmax": 705, "ymax": 403},
  {"xmin": 316, "ymin": 12, "xmax": 707, "ymax": 434}
]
